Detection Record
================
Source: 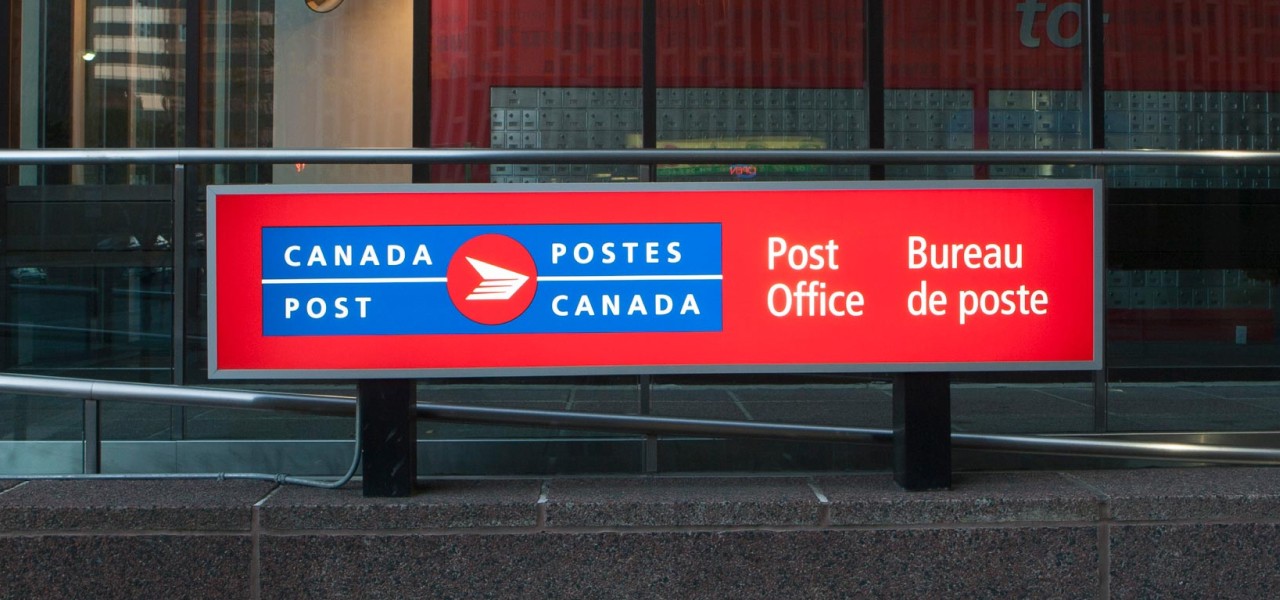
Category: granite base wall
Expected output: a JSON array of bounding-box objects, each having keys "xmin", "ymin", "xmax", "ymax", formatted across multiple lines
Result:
[{"xmin": 3, "ymin": 468, "xmax": 1280, "ymax": 598}]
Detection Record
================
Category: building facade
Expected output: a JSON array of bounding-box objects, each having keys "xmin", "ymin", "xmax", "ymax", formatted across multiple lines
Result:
[{"xmin": 3, "ymin": 0, "xmax": 1280, "ymax": 476}]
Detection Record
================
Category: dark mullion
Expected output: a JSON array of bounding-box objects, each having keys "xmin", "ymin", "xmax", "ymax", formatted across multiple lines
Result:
[
  {"xmin": 1083, "ymin": 0, "xmax": 1105, "ymax": 151},
  {"xmin": 1083, "ymin": 0, "xmax": 1108, "ymax": 433},
  {"xmin": 864, "ymin": 0, "xmax": 884, "ymax": 181},
  {"xmin": 42, "ymin": 2, "xmax": 71, "ymax": 183},
  {"xmin": 643, "ymin": 0, "xmax": 657, "ymax": 159},
  {"xmin": 184, "ymin": 1, "xmax": 201, "ymax": 149},
  {"xmin": 1, "ymin": 0, "xmax": 11, "ymax": 154},
  {"xmin": 413, "ymin": 0, "xmax": 432, "ymax": 183}
]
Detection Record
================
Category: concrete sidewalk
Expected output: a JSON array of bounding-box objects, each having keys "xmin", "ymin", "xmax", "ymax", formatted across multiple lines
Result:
[{"xmin": 3, "ymin": 467, "xmax": 1280, "ymax": 598}]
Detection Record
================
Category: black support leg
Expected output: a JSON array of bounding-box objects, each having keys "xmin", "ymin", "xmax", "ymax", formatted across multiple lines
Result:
[
  {"xmin": 358, "ymin": 379, "xmax": 418, "ymax": 497},
  {"xmin": 892, "ymin": 372, "xmax": 952, "ymax": 491}
]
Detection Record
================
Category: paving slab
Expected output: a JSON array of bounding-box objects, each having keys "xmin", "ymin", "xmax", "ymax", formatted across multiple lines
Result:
[
  {"xmin": 819, "ymin": 471, "xmax": 1102, "ymax": 526},
  {"xmin": 544, "ymin": 476, "xmax": 821, "ymax": 528},
  {"xmin": 0, "ymin": 479, "xmax": 273, "ymax": 531},
  {"xmin": 1066, "ymin": 466, "xmax": 1280, "ymax": 521},
  {"xmin": 260, "ymin": 479, "xmax": 542, "ymax": 530}
]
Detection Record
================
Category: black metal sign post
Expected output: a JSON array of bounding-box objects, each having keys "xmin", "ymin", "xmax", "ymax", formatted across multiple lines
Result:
[
  {"xmin": 357, "ymin": 379, "xmax": 418, "ymax": 497},
  {"xmin": 892, "ymin": 372, "xmax": 952, "ymax": 491}
]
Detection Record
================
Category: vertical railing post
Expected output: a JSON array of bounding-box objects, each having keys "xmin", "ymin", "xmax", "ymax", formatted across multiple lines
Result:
[
  {"xmin": 83, "ymin": 399, "xmax": 101, "ymax": 474},
  {"xmin": 172, "ymin": 164, "xmax": 187, "ymax": 386},
  {"xmin": 171, "ymin": 164, "xmax": 187, "ymax": 440},
  {"xmin": 640, "ymin": 374, "xmax": 657, "ymax": 473}
]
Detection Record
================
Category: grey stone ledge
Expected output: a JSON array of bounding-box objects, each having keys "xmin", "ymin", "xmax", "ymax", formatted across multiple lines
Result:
[
  {"xmin": 0, "ymin": 468, "xmax": 1278, "ymax": 535},
  {"xmin": 0, "ymin": 479, "xmax": 274, "ymax": 532},
  {"xmin": 260, "ymin": 479, "xmax": 542, "ymax": 531},
  {"xmin": 819, "ymin": 471, "xmax": 1103, "ymax": 526},
  {"xmin": 543, "ymin": 476, "xmax": 822, "ymax": 528},
  {"xmin": 1066, "ymin": 466, "xmax": 1280, "ymax": 521}
]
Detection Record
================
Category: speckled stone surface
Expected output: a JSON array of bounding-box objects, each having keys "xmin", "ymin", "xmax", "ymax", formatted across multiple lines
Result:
[
  {"xmin": 1111, "ymin": 523, "xmax": 1280, "ymax": 599},
  {"xmin": 259, "ymin": 527, "xmax": 1097, "ymax": 599},
  {"xmin": 260, "ymin": 479, "xmax": 541, "ymax": 530},
  {"xmin": 1066, "ymin": 466, "xmax": 1280, "ymax": 521},
  {"xmin": 8, "ymin": 468, "xmax": 1280, "ymax": 597},
  {"xmin": 0, "ymin": 535, "xmax": 251, "ymax": 599},
  {"xmin": 0, "ymin": 479, "xmax": 274, "ymax": 531},
  {"xmin": 543, "ymin": 476, "xmax": 821, "ymax": 527},
  {"xmin": 820, "ymin": 471, "xmax": 1103, "ymax": 526}
]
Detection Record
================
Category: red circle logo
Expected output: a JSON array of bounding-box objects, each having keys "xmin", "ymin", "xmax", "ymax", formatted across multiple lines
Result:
[{"xmin": 446, "ymin": 234, "xmax": 538, "ymax": 325}]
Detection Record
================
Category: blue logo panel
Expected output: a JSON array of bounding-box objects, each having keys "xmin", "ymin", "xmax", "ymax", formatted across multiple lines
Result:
[{"xmin": 261, "ymin": 223, "xmax": 723, "ymax": 336}]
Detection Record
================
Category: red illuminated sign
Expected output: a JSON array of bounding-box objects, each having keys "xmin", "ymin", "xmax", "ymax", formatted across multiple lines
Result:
[{"xmin": 208, "ymin": 182, "xmax": 1101, "ymax": 379}]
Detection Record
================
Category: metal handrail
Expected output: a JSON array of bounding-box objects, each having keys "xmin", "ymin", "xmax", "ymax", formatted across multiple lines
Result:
[
  {"xmin": 0, "ymin": 147, "xmax": 1279, "ymax": 166},
  {"xmin": 4, "ymin": 373, "xmax": 1280, "ymax": 466}
]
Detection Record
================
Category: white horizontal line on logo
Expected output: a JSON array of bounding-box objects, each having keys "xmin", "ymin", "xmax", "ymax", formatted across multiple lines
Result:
[
  {"xmin": 262, "ymin": 277, "xmax": 449, "ymax": 284},
  {"xmin": 261, "ymin": 274, "xmax": 723, "ymax": 285},
  {"xmin": 536, "ymin": 275, "xmax": 723, "ymax": 282}
]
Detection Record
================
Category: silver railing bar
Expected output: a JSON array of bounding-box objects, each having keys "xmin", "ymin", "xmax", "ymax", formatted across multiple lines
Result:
[
  {"xmin": 0, "ymin": 148, "xmax": 1279, "ymax": 166},
  {"xmin": 948, "ymin": 432, "xmax": 1280, "ymax": 464},
  {"xmin": 0, "ymin": 374, "xmax": 353, "ymax": 415},
  {"xmin": 418, "ymin": 401, "xmax": 891, "ymax": 445},
  {"xmin": 4, "ymin": 373, "xmax": 1280, "ymax": 465}
]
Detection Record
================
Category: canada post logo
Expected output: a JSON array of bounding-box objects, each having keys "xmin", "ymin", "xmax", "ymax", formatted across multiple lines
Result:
[
  {"xmin": 259, "ymin": 224, "xmax": 724, "ymax": 336},
  {"xmin": 446, "ymin": 234, "xmax": 539, "ymax": 325}
]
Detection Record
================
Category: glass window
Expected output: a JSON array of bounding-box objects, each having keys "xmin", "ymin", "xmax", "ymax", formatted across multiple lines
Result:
[
  {"xmin": 9, "ymin": 1, "xmax": 1280, "ymax": 478},
  {"xmin": 888, "ymin": 0, "xmax": 1087, "ymax": 180},
  {"xmin": 1104, "ymin": 1, "xmax": 1280, "ymax": 431},
  {"xmin": 431, "ymin": 0, "xmax": 643, "ymax": 183},
  {"xmin": 656, "ymin": 0, "xmax": 865, "ymax": 182},
  {"xmin": 172, "ymin": 2, "xmax": 415, "ymax": 454},
  {"xmin": 200, "ymin": 0, "xmax": 273, "ymax": 184},
  {"xmin": 7, "ymin": 1, "xmax": 185, "ymax": 446}
]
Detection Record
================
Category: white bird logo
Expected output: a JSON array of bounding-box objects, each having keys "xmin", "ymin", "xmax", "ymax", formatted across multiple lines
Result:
[{"xmin": 464, "ymin": 257, "xmax": 530, "ymax": 301}]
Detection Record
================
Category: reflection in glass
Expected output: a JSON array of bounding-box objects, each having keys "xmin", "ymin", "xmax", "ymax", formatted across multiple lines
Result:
[
  {"xmin": 1104, "ymin": 2, "xmax": 1280, "ymax": 395},
  {"xmin": 431, "ymin": 0, "xmax": 643, "ymax": 183},
  {"xmin": 81, "ymin": 0, "xmax": 186, "ymax": 185},
  {"xmin": 656, "ymin": 0, "xmax": 866, "ymax": 182}
]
